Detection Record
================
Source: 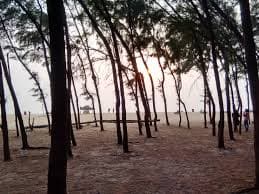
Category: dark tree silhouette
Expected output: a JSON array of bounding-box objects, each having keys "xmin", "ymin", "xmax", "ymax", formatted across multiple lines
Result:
[
  {"xmin": 77, "ymin": 0, "xmax": 123, "ymax": 143},
  {"xmin": 239, "ymin": 0, "xmax": 259, "ymax": 187},
  {"xmin": 0, "ymin": 45, "xmax": 29, "ymax": 149},
  {"xmin": 0, "ymin": 51, "xmax": 11, "ymax": 161},
  {"xmin": 47, "ymin": 0, "xmax": 68, "ymax": 193},
  {"xmin": 201, "ymin": 0, "xmax": 225, "ymax": 148},
  {"xmin": 112, "ymin": 31, "xmax": 129, "ymax": 152}
]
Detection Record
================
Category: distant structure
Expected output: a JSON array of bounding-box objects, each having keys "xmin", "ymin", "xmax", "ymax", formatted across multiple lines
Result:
[{"xmin": 80, "ymin": 105, "xmax": 93, "ymax": 114}]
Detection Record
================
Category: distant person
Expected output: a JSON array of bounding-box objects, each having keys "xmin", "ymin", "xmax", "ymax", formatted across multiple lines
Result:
[
  {"xmin": 108, "ymin": 108, "xmax": 110, "ymax": 113},
  {"xmin": 232, "ymin": 110, "xmax": 240, "ymax": 130},
  {"xmin": 243, "ymin": 109, "xmax": 250, "ymax": 131},
  {"xmin": 112, "ymin": 108, "xmax": 114, "ymax": 113}
]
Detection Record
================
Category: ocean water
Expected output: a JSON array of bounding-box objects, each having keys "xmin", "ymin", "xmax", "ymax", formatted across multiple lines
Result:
[{"xmin": 5, "ymin": 112, "xmax": 253, "ymax": 130}]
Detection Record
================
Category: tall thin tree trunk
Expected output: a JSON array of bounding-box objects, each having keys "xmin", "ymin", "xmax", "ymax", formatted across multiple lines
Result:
[
  {"xmin": 1, "ymin": 22, "xmax": 51, "ymax": 134},
  {"xmin": 71, "ymin": 75, "xmax": 81, "ymax": 129},
  {"xmin": 178, "ymin": 99, "xmax": 182, "ymax": 127},
  {"xmin": 229, "ymin": 80, "xmax": 238, "ymax": 132},
  {"xmin": 180, "ymin": 98, "xmax": 190, "ymax": 128},
  {"xmin": 192, "ymin": 25, "xmax": 216, "ymax": 134},
  {"xmin": 0, "ymin": 60, "xmax": 11, "ymax": 161},
  {"xmin": 77, "ymin": 0, "xmax": 123, "ymax": 143},
  {"xmin": 70, "ymin": 94, "xmax": 79, "ymax": 129},
  {"xmin": 6, "ymin": 53, "xmax": 19, "ymax": 137},
  {"xmin": 135, "ymin": 79, "xmax": 143, "ymax": 135},
  {"xmin": 64, "ymin": 6, "xmax": 77, "ymax": 150},
  {"xmin": 92, "ymin": 0, "xmax": 152, "ymax": 137},
  {"xmin": 15, "ymin": 115, "xmax": 19, "ymax": 137},
  {"xmin": 239, "ymin": 0, "xmax": 259, "ymax": 187},
  {"xmin": 169, "ymin": 66, "xmax": 190, "ymax": 128},
  {"xmin": 224, "ymin": 56, "xmax": 234, "ymax": 140},
  {"xmin": 156, "ymin": 50, "xmax": 170, "ymax": 125},
  {"xmin": 90, "ymin": 96, "xmax": 98, "ymax": 126},
  {"xmin": 245, "ymin": 74, "xmax": 250, "ymax": 124},
  {"xmin": 208, "ymin": 98, "xmax": 212, "ymax": 123},
  {"xmin": 233, "ymin": 64, "xmax": 243, "ymax": 134},
  {"xmin": 70, "ymin": 3, "xmax": 103, "ymax": 130},
  {"xmin": 204, "ymin": 81, "xmax": 208, "ymax": 128},
  {"xmin": 85, "ymin": 41, "xmax": 104, "ymax": 131},
  {"xmin": 47, "ymin": 0, "xmax": 68, "ymax": 192},
  {"xmin": 124, "ymin": 71, "xmax": 142, "ymax": 135},
  {"xmin": 202, "ymin": 0, "xmax": 225, "ymax": 148},
  {"xmin": 140, "ymin": 73, "xmax": 152, "ymax": 128},
  {"xmin": 0, "ymin": 45, "xmax": 29, "ymax": 149},
  {"xmin": 137, "ymin": 47, "xmax": 158, "ymax": 131},
  {"xmin": 112, "ymin": 31, "xmax": 129, "ymax": 152},
  {"xmin": 78, "ymin": 54, "xmax": 98, "ymax": 127}
]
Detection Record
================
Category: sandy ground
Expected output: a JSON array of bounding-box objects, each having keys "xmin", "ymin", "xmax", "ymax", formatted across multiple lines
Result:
[{"xmin": 0, "ymin": 113, "xmax": 256, "ymax": 194}]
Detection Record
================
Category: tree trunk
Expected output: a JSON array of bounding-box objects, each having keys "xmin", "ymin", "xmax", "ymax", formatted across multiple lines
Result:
[
  {"xmin": 204, "ymin": 81, "xmax": 208, "ymax": 128},
  {"xmin": 70, "ymin": 2, "xmax": 103, "ymax": 130},
  {"xmin": 224, "ymin": 58, "xmax": 235, "ymax": 140},
  {"xmin": 204, "ymin": 73, "xmax": 216, "ymax": 135},
  {"xmin": 192, "ymin": 20, "xmax": 216, "ymax": 134},
  {"xmin": 47, "ymin": 0, "xmax": 68, "ymax": 192},
  {"xmin": 1, "ymin": 21, "xmax": 51, "ymax": 134},
  {"xmin": 124, "ymin": 71, "xmax": 142, "ymax": 135},
  {"xmin": 135, "ymin": 79, "xmax": 143, "ymax": 135},
  {"xmin": 0, "ymin": 46, "xmax": 29, "ymax": 149},
  {"xmin": 139, "ymin": 73, "xmax": 153, "ymax": 133},
  {"xmin": 64, "ymin": 7, "xmax": 76, "ymax": 150},
  {"xmin": 71, "ymin": 75, "xmax": 81, "ymax": 129},
  {"xmin": 78, "ymin": 54, "xmax": 98, "ymax": 127},
  {"xmin": 245, "ymin": 74, "xmax": 251, "ymax": 124},
  {"xmin": 230, "ymin": 80, "xmax": 238, "ymax": 132},
  {"xmin": 180, "ymin": 97, "xmax": 190, "ymax": 129},
  {"xmin": 140, "ymin": 73, "xmax": 152, "ymax": 124},
  {"xmin": 6, "ymin": 53, "xmax": 20, "ymax": 137},
  {"xmin": 77, "ymin": 0, "xmax": 122, "ymax": 143},
  {"xmin": 0, "ymin": 60, "xmax": 11, "ymax": 161},
  {"xmin": 239, "ymin": 0, "xmax": 259, "ymax": 187},
  {"xmin": 112, "ymin": 31, "xmax": 129, "ymax": 153},
  {"xmin": 233, "ymin": 64, "xmax": 243, "ymax": 134},
  {"xmin": 202, "ymin": 0, "xmax": 225, "ymax": 148},
  {"xmin": 93, "ymin": 0, "xmax": 152, "ymax": 137},
  {"xmin": 70, "ymin": 94, "xmax": 79, "ymax": 130},
  {"xmin": 169, "ymin": 66, "xmax": 190, "ymax": 128},
  {"xmin": 85, "ymin": 41, "xmax": 104, "ymax": 131},
  {"xmin": 208, "ymin": 98, "xmax": 212, "ymax": 124},
  {"xmin": 15, "ymin": 0, "xmax": 53, "ymax": 121},
  {"xmin": 15, "ymin": 115, "xmax": 19, "ymax": 137},
  {"xmin": 153, "ymin": 38, "xmax": 170, "ymax": 126},
  {"xmin": 137, "ymin": 47, "xmax": 158, "ymax": 131}
]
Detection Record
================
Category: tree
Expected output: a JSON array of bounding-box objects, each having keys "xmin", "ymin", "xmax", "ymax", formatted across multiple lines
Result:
[
  {"xmin": 0, "ymin": 49, "xmax": 11, "ymax": 161},
  {"xmin": 93, "ymin": 0, "xmax": 152, "ymax": 137},
  {"xmin": 200, "ymin": 0, "xmax": 225, "ymax": 148},
  {"xmin": 0, "ymin": 44, "xmax": 29, "ymax": 149},
  {"xmin": 47, "ymin": 0, "xmax": 68, "ymax": 192},
  {"xmin": 239, "ymin": 0, "xmax": 259, "ymax": 187}
]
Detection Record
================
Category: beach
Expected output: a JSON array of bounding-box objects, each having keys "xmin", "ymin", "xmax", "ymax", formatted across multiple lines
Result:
[{"xmin": 0, "ymin": 112, "xmax": 255, "ymax": 193}]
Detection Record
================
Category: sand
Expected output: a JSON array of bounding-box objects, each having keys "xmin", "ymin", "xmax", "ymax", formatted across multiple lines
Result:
[{"xmin": 0, "ymin": 113, "xmax": 256, "ymax": 194}]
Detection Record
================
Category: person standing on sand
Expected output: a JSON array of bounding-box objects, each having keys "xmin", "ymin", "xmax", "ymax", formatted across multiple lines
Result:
[
  {"xmin": 232, "ymin": 109, "xmax": 240, "ymax": 128},
  {"xmin": 243, "ymin": 109, "xmax": 250, "ymax": 131}
]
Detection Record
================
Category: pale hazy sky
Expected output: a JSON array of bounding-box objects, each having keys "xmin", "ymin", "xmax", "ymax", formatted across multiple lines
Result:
[{"xmin": 4, "ymin": 52, "xmax": 251, "ymax": 115}]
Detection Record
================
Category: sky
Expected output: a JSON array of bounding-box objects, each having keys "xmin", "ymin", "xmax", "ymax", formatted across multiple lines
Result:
[
  {"xmin": 3, "ymin": 51, "xmax": 251, "ymax": 115},
  {"xmin": 1, "ymin": 0, "xmax": 253, "ymax": 116}
]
